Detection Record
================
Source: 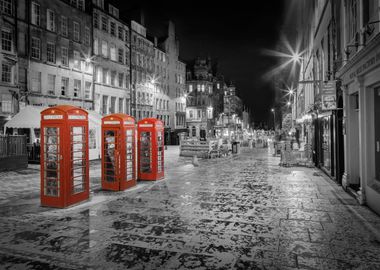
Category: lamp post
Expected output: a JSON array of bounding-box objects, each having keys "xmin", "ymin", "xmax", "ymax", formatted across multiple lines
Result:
[{"xmin": 271, "ymin": 108, "xmax": 276, "ymax": 130}]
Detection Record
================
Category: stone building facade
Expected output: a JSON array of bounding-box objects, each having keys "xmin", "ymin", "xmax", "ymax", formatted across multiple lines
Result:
[
  {"xmin": 0, "ymin": 0, "xmax": 18, "ymax": 129},
  {"xmin": 186, "ymin": 57, "xmax": 214, "ymax": 139},
  {"xmin": 16, "ymin": 0, "xmax": 93, "ymax": 110},
  {"xmin": 130, "ymin": 20, "xmax": 154, "ymax": 121},
  {"xmin": 92, "ymin": 0, "xmax": 130, "ymax": 115}
]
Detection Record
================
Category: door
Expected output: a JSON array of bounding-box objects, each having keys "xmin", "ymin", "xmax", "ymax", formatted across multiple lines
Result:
[
  {"xmin": 125, "ymin": 129, "xmax": 135, "ymax": 186},
  {"xmin": 157, "ymin": 131, "xmax": 164, "ymax": 174},
  {"xmin": 140, "ymin": 131, "xmax": 152, "ymax": 174},
  {"xmin": 103, "ymin": 128, "xmax": 120, "ymax": 190},
  {"xmin": 70, "ymin": 126, "xmax": 87, "ymax": 195},
  {"xmin": 42, "ymin": 125, "xmax": 62, "ymax": 204},
  {"xmin": 375, "ymin": 88, "xmax": 380, "ymax": 182}
]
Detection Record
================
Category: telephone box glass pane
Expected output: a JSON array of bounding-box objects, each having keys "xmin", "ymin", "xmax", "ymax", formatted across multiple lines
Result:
[
  {"xmin": 44, "ymin": 127, "xmax": 60, "ymax": 197},
  {"xmin": 71, "ymin": 126, "xmax": 86, "ymax": 194},
  {"xmin": 104, "ymin": 130, "xmax": 117, "ymax": 182},
  {"xmin": 126, "ymin": 129, "xmax": 134, "ymax": 180},
  {"xmin": 157, "ymin": 131, "xmax": 163, "ymax": 173},
  {"xmin": 140, "ymin": 131, "xmax": 151, "ymax": 173}
]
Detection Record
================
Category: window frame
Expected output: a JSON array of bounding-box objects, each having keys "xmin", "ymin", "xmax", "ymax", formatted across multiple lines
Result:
[
  {"xmin": 47, "ymin": 42, "xmax": 56, "ymax": 63},
  {"xmin": 1, "ymin": 62, "xmax": 12, "ymax": 83},
  {"xmin": 47, "ymin": 9, "xmax": 55, "ymax": 32},
  {"xmin": 31, "ymin": 2, "xmax": 40, "ymax": 26},
  {"xmin": 73, "ymin": 21, "xmax": 80, "ymax": 42},
  {"xmin": 31, "ymin": 37, "xmax": 41, "ymax": 60}
]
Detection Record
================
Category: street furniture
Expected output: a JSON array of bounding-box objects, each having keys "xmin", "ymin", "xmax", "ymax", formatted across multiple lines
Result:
[
  {"xmin": 40, "ymin": 105, "xmax": 89, "ymax": 208},
  {"xmin": 137, "ymin": 118, "xmax": 164, "ymax": 181},
  {"xmin": 101, "ymin": 114, "xmax": 136, "ymax": 191}
]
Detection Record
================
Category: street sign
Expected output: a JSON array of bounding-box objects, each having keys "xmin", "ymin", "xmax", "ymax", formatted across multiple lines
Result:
[{"xmin": 321, "ymin": 81, "xmax": 336, "ymax": 110}]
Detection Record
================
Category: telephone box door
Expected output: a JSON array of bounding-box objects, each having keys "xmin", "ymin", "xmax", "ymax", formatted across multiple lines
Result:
[
  {"xmin": 102, "ymin": 128, "xmax": 121, "ymax": 190},
  {"xmin": 69, "ymin": 125, "xmax": 89, "ymax": 204},
  {"xmin": 139, "ymin": 130, "xmax": 152, "ymax": 176},
  {"xmin": 41, "ymin": 125, "xmax": 63, "ymax": 207},
  {"xmin": 120, "ymin": 128, "xmax": 135, "ymax": 190}
]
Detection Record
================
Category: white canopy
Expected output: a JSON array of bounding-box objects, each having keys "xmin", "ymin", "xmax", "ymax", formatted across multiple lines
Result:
[
  {"xmin": 4, "ymin": 106, "xmax": 102, "ymax": 130},
  {"xmin": 4, "ymin": 106, "xmax": 44, "ymax": 130}
]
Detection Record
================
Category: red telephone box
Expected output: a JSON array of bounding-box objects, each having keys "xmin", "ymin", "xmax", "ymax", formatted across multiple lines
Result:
[
  {"xmin": 40, "ymin": 105, "xmax": 89, "ymax": 208},
  {"xmin": 137, "ymin": 118, "xmax": 164, "ymax": 181},
  {"xmin": 101, "ymin": 114, "xmax": 136, "ymax": 191}
]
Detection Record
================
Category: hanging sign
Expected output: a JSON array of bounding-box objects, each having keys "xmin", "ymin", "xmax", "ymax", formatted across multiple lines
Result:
[{"xmin": 321, "ymin": 81, "xmax": 336, "ymax": 110}]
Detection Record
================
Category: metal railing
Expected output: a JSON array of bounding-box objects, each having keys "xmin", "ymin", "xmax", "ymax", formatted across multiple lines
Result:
[{"xmin": 0, "ymin": 135, "xmax": 27, "ymax": 158}]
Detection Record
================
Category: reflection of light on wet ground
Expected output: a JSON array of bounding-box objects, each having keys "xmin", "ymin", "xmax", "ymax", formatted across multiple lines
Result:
[{"xmin": 1, "ymin": 148, "xmax": 380, "ymax": 269}]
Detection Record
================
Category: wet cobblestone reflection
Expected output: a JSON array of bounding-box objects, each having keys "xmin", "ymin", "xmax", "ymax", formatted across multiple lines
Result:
[{"xmin": 0, "ymin": 148, "xmax": 380, "ymax": 269}]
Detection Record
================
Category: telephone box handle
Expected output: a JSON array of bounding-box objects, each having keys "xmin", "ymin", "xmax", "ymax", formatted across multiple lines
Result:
[{"xmin": 115, "ymin": 150, "xmax": 120, "ymax": 175}]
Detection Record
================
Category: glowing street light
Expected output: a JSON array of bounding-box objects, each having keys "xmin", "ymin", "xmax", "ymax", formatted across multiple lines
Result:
[
  {"xmin": 271, "ymin": 108, "xmax": 276, "ymax": 130},
  {"xmin": 291, "ymin": 52, "xmax": 302, "ymax": 63}
]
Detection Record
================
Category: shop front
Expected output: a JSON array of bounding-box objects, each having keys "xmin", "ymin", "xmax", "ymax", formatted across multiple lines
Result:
[{"xmin": 337, "ymin": 34, "xmax": 380, "ymax": 214}]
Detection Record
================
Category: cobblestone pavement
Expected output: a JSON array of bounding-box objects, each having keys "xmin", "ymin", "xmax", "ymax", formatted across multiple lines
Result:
[{"xmin": 0, "ymin": 147, "xmax": 380, "ymax": 269}]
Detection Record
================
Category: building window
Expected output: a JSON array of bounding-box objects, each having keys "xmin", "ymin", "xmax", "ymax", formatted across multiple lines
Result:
[
  {"xmin": 102, "ymin": 68, "xmax": 108, "ymax": 84},
  {"xmin": 47, "ymin": 43, "xmax": 55, "ymax": 63},
  {"xmin": 94, "ymin": 38, "xmax": 98, "ymax": 55},
  {"xmin": 118, "ymin": 73, "xmax": 123, "ymax": 88},
  {"xmin": 110, "ymin": 44, "xmax": 116, "ymax": 61},
  {"xmin": 109, "ymin": 4, "xmax": 119, "ymax": 18},
  {"xmin": 110, "ymin": 97, "xmax": 116, "ymax": 113},
  {"xmin": 85, "ymin": 81, "xmax": 91, "ymax": 99},
  {"xmin": 73, "ymin": 22, "xmax": 80, "ymax": 42},
  {"xmin": 96, "ymin": 66, "xmax": 102, "ymax": 82},
  {"xmin": 85, "ymin": 27, "xmax": 90, "ymax": 46},
  {"xmin": 31, "ymin": 2, "xmax": 40, "ymax": 26},
  {"xmin": 118, "ymin": 98, "xmax": 123, "ymax": 113},
  {"xmin": 31, "ymin": 71, "xmax": 41, "ymax": 92},
  {"xmin": 47, "ymin": 74, "xmax": 55, "ymax": 95},
  {"xmin": 110, "ymin": 22, "xmax": 116, "ymax": 36},
  {"xmin": 61, "ymin": 77, "xmax": 68, "ymax": 96},
  {"xmin": 118, "ymin": 26, "xmax": 123, "ymax": 40},
  {"xmin": 118, "ymin": 48, "xmax": 124, "ymax": 64},
  {"xmin": 1, "ymin": 62, "xmax": 11, "ymax": 83},
  {"xmin": 0, "ymin": 93, "xmax": 12, "ymax": 113},
  {"xmin": 0, "ymin": 0, "xmax": 12, "ymax": 15},
  {"xmin": 47, "ymin": 9, "xmax": 55, "ymax": 32},
  {"xmin": 93, "ymin": 12, "xmax": 99, "ymax": 29},
  {"xmin": 1, "ymin": 29, "xmax": 11, "ymax": 52},
  {"xmin": 70, "ymin": 0, "xmax": 84, "ymax": 10},
  {"xmin": 31, "ymin": 37, "xmax": 40, "ymax": 59},
  {"xmin": 61, "ymin": 16, "xmax": 68, "ymax": 37},
  {"xmin": 101, "ymin": 40, "xmax": 107, "ymax": 57},
  {"xmin": 101, "ymin": 16, "xmax": 107, "ymax": 32},
  {"xmin": 73, "ymin": 79, "xmax": 81, "ymax": 97},
  {"xmin": 73, "ymin": 50, "xmax": 81, "ymax": 70},
  {"xmin": 111, "ymin": 71, "xmax": 116, "ymax": 86},
  {"xmin": 102, "ymin": 95, "xmax": 108, "ymax": 114},
  {"xmin": 61, "ymin": 47, "xmax": 68, "ymax": 66},
  {"xmin": 77, "ymin": 0, "xmax": 84, "ymax": 11}
]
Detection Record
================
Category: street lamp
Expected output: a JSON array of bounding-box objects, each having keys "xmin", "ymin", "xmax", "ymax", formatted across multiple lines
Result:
[{"xmin": 271, "ymin": 108, "xmax": 276, "ymax": 130}]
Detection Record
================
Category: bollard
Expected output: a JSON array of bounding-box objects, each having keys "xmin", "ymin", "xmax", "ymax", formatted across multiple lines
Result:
[{"xmin": 192, "ymin": 155, "xmax": 199, "ymax": 167}]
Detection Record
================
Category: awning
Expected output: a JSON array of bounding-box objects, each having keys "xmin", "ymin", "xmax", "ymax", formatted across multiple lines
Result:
[
  {"xmin": 4, "ymin": 106, "xmax": 103, "ymax": 130},
  {"xmin": 4, "ymin": 106, "xmax": 44, "ymax": 130}
]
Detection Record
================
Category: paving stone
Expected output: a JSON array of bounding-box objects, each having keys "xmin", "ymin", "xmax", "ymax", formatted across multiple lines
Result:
[{"xmin": 0, "ymin": 147, "xmax": 380, "ymax": 269}]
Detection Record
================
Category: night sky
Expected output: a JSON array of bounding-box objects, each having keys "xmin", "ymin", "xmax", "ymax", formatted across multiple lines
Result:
[{"xmin": 116, "ymin": 0, "xmax": 288, "ymax": 125}]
